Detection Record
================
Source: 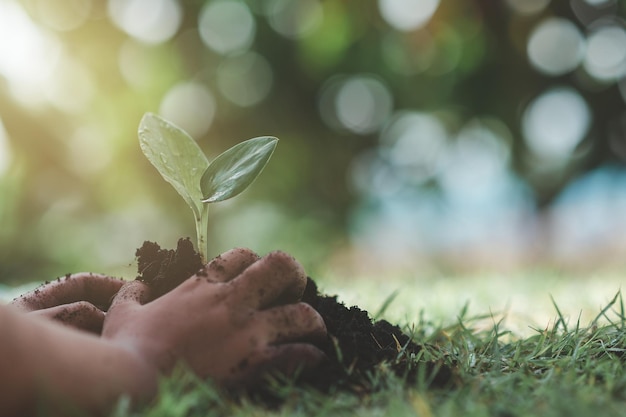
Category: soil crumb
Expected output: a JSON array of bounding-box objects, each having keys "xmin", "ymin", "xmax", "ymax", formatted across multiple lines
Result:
[
  {"xmin": 136, "ymin": 239, "xmax": 453, "ymax": 396},
  {"xmin": 135, "ymin": 238, "xmax": 203, "ymax": 299}
]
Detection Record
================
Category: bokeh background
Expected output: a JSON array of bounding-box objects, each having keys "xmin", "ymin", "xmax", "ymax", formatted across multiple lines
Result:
[{"xmin": 1, "ymin": 0, "xmax": 626, "ymax": 291}]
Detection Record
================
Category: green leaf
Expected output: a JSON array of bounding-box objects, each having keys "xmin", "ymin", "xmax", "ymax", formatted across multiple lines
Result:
[
  {"xmin": 201, "ymin": 136, "xmax": 278, "ymax": 203},
  {"xmin": 138, "ymin": 113, "xmax": 209, "ymax": 217}
]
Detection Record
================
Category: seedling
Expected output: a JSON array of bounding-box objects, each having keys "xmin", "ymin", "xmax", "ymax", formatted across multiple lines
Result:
[{"xmin": 138, "ymin": 112, "xmax": 277, "ymax": 261}]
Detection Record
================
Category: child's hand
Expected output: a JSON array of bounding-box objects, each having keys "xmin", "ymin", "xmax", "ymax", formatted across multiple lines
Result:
[
  {"xmin": 103, "ymin": 248, "xmax": 327, "ymax": 387},
  {"xmin": 10, "ymin": 273, "xmax": 125, "ymax": 333}
]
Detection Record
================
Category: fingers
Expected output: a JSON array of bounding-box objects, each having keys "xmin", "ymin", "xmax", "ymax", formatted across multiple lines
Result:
[
  {"xmin": 204, "ymin": 248, "xmax": 260, "ymax": 283},
  {"xmin": 31, "ymin": 301, "xmax": 106, "ymax": 334},
  {"xmin": 227, "ymin": 251, "xmax": 307, "ymax": 309},
  {"xmin": 108, "ymin": 280, "xmax": 152, "ymax": 313},
  {"xmin": 254, "ymin": 303, "xmax": 327, "ymax": 345},
  {"xmin": 10, "ymin": 273, "xmax": 125, "ymax": 312}
]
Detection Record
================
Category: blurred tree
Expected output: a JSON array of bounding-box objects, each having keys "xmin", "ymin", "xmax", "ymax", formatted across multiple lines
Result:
[{"xmin": 0, "ymin": 0, "xmax": 625, "ymax": 283}]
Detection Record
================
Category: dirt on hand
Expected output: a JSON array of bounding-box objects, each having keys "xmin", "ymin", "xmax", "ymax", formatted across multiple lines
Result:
[{"xmin": 135, "ymin": 239, "xmax": 453, "ymax": 396}]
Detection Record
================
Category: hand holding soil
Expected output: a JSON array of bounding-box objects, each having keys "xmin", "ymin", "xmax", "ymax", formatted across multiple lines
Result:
[
  {"xmin": 103, "ymin": 248, "xmax": 328, "ymax": 387},
  {"xmin": 0, "ymin": 247, "xmax": 328, "ymax": 416},
  {"xmin": 10, "ymin": 272, "xmax": 126, "ymax": 333}
]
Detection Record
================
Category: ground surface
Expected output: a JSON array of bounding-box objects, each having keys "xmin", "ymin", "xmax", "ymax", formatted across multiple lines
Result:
[
  {"xmin": 115, "ymin": 289, "xmax": 626, "ymax": 417},
  {"xmin": 3, "ymin": 242, "xmax": 626, "ymax": 416}
]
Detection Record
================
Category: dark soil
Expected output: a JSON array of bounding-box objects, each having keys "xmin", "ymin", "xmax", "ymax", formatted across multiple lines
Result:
[
  {"xmin": 135, "ymin": 239, "xmax": 453, "ymax": 396},
  {"xmin": 136, "ymin": 238, "xmax": 203, "ymax": 299}
]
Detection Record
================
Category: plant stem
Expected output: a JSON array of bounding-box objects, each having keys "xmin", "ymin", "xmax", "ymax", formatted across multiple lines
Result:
[{"xmin": 195, "ymin": 205, "xmax": 210, "ymax": 262}]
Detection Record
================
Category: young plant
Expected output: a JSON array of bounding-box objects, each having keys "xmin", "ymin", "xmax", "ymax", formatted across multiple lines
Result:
[{"xmin": 138, "ymin": 112, "xmax": 277, "ymax": 262}]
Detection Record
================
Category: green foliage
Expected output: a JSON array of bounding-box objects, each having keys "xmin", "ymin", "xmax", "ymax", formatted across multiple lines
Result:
[
  {"xmin": 114, "ymin": 293, "xmax": 626, "ymax": 417},
  {"xmin": 138, "ymin": 113, "xmax": 209, "ymax": 221},
  {"xmin": 138, "ymin": 113, "xmax": 278, "ymax": 261},
  {"xmin": 201, "ymin": 136, "xmax": 278, "ymax": 204}
]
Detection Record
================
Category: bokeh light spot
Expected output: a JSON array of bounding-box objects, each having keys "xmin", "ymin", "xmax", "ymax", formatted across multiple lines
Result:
[
  {"xmin": 334, "ymin": 76, "xmax": 393, "ymax": 134},
  {"xmin": 437, "ymin": 118, "xmax": 512, "ymax": 204},
  {"xmin": 378, "ymin": 0, "xmax": 439, "ymax": 32},
  {"xmin": 0, "ymin": 1, "xmax": 61, "ymax": 90},
  {"xmin": 571, "ymin": 0, "xmax": 619, "ymax": 27},
  {"xmin": 584, "ymin": 24, "xmax": 626, "ymax": 82},
  {"xmin": 527, "ymin": 18, "xmax": 585, "ymax": 76},
  {"xmin": 584, "ymin": 0, "xmax": 614, "ymax": 5},
  {"xmin": 67, "ymin": 127, "xmax": 113, "ymax": 177},
  {"xmin": 266, "ymin": 0, "xmax": 323, "ymax": 39},
  {"xmin": 34, "ymin": 0, "xmax": 92, "ymax": 32},
  {"xmin": 428, "ymin": 24, "xmax": 463, "ymax": 75},
  {"xmin": 216, "ymin": 52, "xmax": 273, "ymax": 107},
  {"xmin": 108, "ymin": 0, "xmax": 182, "ymax": 44},
  {"xmin": 198, "ymin": 0, "xmax": 255, "ymax": 55},
  {"xmin": 382, "ymin": 32, "xmax": 436, "ymax": 75},
  {"xmin": 43, "ymin": 57, "xmax": 95, "ymax": 113},
  {"xmin": 118, "ymin": 40, "xmax": 158, "ymax": 89},
  {"xmin": 549, "ymin": 165, "xmax": 626, "ymax": 261},
  {"xmin": 159, "ymin": 82, "xmax": 216, "ymax": 139},
  {"xmin": 522, "ymin": 87, "xmax": 591, "ymax": 160},
  {"xmin": 380, "ymin": 111, "xmax": 448, "ymax": 183}
]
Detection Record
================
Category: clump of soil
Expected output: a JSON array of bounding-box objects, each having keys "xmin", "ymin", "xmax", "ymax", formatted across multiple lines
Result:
[
  {"xmin": 135, "ymin": 239, "xmax": 453, "ymax": 394},
  {"xmin": 300, "ymin": 278, "xmax": 452, "ymax": 392},
  {"xmin": 135, "ymin": 238, "xmax": 203, "ymax": 298}
]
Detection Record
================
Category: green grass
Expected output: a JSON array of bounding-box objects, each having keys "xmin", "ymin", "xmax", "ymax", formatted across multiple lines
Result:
[{"xmin": 112, "ymin": 291, "xmax": 626, "ymax": 417}]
